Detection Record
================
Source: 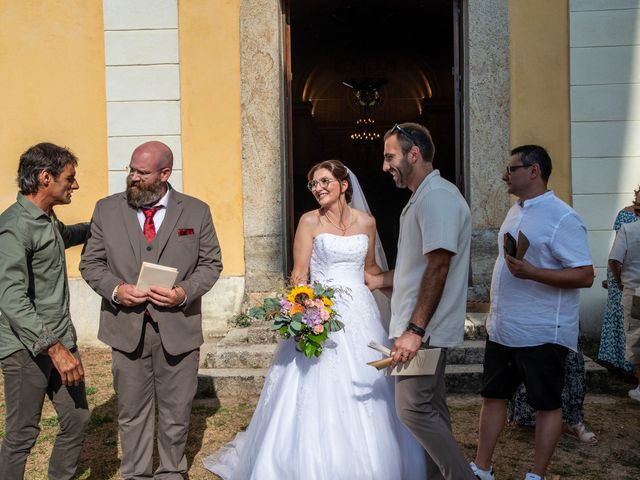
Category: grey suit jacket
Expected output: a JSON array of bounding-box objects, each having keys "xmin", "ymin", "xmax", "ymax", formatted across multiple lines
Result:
[{"xmin": 80, "ymin": 189, "xmax": 222, "ymax": 355}]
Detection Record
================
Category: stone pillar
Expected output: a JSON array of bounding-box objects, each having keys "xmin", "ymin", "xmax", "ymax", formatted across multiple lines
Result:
[
  {"xmin": 465, "ymin": 0, "xmax": 511, "ymax": 300},
  {"xmin": 240, "ymin": 0, "xmax": 286, "ymax": 296}
]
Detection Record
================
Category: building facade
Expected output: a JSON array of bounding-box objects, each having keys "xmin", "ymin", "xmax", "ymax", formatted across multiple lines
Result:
[{"xmin": 1, "ymin": 0, "xmax": 634, "ymax": 342}]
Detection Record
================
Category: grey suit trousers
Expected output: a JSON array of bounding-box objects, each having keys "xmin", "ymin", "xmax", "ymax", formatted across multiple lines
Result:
[
  {"xmin": 112, "ymin": 318, "xmax": 199, "ymax": 480},
  {"xmin": 395, "ymin": 349, "xmax": 476, "ymax": 480},
  {"xmin": 0, "ymin": 349, "xmax": 89, "ymax": 480}
]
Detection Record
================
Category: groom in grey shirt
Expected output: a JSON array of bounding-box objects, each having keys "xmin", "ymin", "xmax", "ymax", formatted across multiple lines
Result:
[{"xmin": 367, "ymin": 123, "xmax": 474, "ymax": 480}]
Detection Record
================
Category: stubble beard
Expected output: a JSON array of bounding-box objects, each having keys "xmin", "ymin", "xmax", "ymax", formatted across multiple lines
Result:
[
  {"xmin": 393, "ymin": 154, "xmax": 410, "ymax": 188},
  {"xmin": 126, "ymin": 176, "xmax": 165, "ymax": 208}
]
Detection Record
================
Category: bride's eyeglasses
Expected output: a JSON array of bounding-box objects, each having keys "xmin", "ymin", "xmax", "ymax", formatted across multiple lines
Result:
[{"xmin": 307, "ymin": 177, "xmax": 336, "ymax": 191}]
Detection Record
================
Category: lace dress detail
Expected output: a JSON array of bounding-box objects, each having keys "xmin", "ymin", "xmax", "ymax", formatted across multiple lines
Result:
[{"xmin": 203, "ymin": 233, "xmax": 427, "ymax": 479}]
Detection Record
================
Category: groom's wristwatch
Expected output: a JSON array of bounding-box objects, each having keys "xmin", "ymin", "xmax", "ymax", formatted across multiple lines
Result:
[{"xmin": 405, "ymin": 322, "xmax": 426, "ymax": 337}]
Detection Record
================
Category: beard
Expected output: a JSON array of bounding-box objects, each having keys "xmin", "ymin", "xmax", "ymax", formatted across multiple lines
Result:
[
  {"xmin": 390, "ymin": 154, "xmax": 410, "ymax": 188},
  {"xmin": 126, "ymin": 176, "xmax": 166, "ymax": 208}
]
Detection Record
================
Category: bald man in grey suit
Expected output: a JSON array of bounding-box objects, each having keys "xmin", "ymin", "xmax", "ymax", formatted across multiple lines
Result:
[{"xmin": 80, "ymin": 141, "xmax": 222, "ymax": 479}]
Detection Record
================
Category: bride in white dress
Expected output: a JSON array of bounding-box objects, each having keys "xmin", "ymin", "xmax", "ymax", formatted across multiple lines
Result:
[{"xmin": 203, "ymin": 160, "xmax": 427, "ymax": 479}]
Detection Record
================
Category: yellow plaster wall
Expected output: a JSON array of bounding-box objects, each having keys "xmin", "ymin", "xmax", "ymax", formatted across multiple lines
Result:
[
  {"xmin": 179, "ymin": 0, "xmax": 244, "ymax": 276},
  {"xmin": 509, "ymin": 0, "xmax": 571, "ymax": 204},
  {"xmin": 0, "ymin": 1, "xmax": 108, "ymax": 275}
]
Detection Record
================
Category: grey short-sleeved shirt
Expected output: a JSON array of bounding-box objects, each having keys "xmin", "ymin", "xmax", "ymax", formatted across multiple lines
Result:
[
  {"xmin": 389, "ymin": 170, "xmax": 472, "ymax": 347},
  {"xmin": 609, "ymin": 219, "xmax": 640, "ymax": 289}
]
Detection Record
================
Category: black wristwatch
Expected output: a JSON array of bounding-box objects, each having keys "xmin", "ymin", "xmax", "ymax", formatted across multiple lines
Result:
[{"xmin": 405, "ymin": 322, "xmax": 426, "ymax": 337}]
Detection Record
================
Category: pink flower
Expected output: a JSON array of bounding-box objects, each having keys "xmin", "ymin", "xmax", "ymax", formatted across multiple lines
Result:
[
  {"xmin": 319, "ymin": 308, "xmax": 330, "ymax": 321},
  {"xmin": 314, "ymin": 299, "xmax": 325, "ymax": 309},
  {"xmin": 313, "ymin": 324, "xmax": 324, "ymax": 334},
  {"xmin": 280, "ymin": 300, "xmax": 292, "ymax": 312}
]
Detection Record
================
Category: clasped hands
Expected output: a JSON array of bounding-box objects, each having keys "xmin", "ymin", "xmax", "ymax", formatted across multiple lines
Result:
[{"xmin": 116, "ymin": 283, "xmax": 186, "ymax": 308}]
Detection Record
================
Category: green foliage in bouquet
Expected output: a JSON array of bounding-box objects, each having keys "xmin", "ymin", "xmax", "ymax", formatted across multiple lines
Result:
[{"xmin": 250, "ymin": 282, "xmax": 345, "ymax": 358}]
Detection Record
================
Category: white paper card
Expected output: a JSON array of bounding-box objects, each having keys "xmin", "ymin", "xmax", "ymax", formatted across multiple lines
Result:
[{"xmin": 135, "ymin": 261, "xmax": 178, "ymax": 292}]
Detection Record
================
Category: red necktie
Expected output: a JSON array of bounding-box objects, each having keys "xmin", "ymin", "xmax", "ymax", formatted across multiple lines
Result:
[{"xmin": 142, "ymin": 206, "xmax": 162, "ymax": 243}]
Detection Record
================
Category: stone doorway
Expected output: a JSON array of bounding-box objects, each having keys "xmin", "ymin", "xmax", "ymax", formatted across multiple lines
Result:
[
  {"xmin": 240, "ymin": 0, "xmax": 510, "ymax": 301},
  {"xmin": 283, "ymin": 0, "xmax": 464, "ymax": 270}
]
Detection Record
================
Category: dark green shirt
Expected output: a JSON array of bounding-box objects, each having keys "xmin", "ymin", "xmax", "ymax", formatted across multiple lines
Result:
[{"xmin": 0, "ymin": 193, "xmax": 88, "ymax": 359}]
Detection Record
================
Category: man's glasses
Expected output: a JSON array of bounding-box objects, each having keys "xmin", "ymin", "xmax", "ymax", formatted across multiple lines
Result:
[
  {"xmin": 307, "ymin": 177, "xmax": 336, "ymax": 191},
  {"xmin": 505, "ymin": 164, "xmax": 530, "ymax": 175},
  {"xmin": 391, "ymin": 123, "xmax": 419, "ymax": 146},
  {"xmin": 126, "ymin": 166, "xmax": 167, "ymax": 178}
]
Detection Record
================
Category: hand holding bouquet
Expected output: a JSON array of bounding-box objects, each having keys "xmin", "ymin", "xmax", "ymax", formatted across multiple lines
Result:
[{"xmin": 250, "ymin": 282, "xmax": 345, "ymax": 358}]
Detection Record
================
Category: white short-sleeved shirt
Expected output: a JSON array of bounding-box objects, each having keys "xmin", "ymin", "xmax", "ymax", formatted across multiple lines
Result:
[
  {"xmin": 487, "ymin": 191, "xmax": 592, "ymax": 352},
  {"xmin": 389, "ymin": 170, "xmax": 472, "ymax": 347},
  {"xmin": 609, "ymin": 220, "xmax": 640, "ymax": 289}
]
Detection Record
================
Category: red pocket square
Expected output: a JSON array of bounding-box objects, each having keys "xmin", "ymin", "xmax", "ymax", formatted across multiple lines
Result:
[{"xmin": 178, "ymin": 228, "xmax": 195, "ymax": 236}]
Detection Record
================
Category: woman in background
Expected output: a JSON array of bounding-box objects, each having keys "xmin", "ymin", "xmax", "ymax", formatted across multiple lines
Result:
[{"xmin": 598, "ymin": 187, "xmax": 640, "ymax": 372}]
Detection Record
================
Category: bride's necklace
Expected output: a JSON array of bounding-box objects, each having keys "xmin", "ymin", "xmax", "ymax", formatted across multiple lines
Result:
[{"xmin": 323, "ymin": 207, "xmax": 356, "ymax": 235}]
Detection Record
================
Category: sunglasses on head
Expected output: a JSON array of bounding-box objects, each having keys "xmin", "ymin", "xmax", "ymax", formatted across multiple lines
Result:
[{"xmin": 391, "ymin": 124, "xmax": 418, "ymax": 146}]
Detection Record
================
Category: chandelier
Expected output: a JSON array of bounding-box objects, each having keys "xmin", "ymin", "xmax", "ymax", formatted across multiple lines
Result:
[
  {"xmin": 343, "ymin": 77, "xmax": 386, "ymax": 143},
  {"xmin": 350, "ymin": 118, "xmax": 381, "ymax": 142}
]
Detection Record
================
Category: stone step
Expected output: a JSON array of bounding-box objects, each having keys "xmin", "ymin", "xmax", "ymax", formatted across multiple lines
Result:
[
  {"xmin": 204, "ymin": 343, "xmax": 278, "ymax": 369},
  {"xmin": 197, "ymin": 355, "xmax": 610, "ymax": 401},
  {"xmin": 205, "ymin": 339, "xmax": 486, "ymax": 369},
  {"xmin": 444, "ymin": 364, "xmax": 484, "ymax": 393},
  {"xmin": 197, "ymin": 368, "xmax": 268, "ymax": 401},
  {"xmin": 447, "ymin": 340, "xmax": 486, "ymax": 364},
  {"xmin": 247, "ymin": 323, "xmax": 281, "ymax": 344},
  {"xmin": 208, "ymin": 312, "xmax": 489, "ymax": 352}
]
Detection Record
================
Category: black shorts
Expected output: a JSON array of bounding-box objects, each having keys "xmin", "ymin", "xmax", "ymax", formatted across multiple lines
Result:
[{"xmin": 480, "ymin": 340, "xmax": 568, "ymax": 411}]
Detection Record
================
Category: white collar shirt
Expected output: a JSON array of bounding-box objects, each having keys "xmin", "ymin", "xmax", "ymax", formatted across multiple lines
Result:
[
  {"xmin": 135, "ymin": 186, "xmax": 171, "ymax": 231},
  {"xmin": 487, "ymin": 191, "xmax": 592, "ymax": 351}
]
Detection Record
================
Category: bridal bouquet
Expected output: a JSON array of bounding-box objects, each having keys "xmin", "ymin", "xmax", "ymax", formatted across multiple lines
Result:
[{"xmin": 249, "ymin": 282, "xmax": 345, "ymax": 358}]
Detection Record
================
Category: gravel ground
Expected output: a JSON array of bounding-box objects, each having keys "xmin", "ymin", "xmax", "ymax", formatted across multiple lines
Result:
[{"xmin": 1, "ymin": 348, "xmax": 638, "ymax": 479}]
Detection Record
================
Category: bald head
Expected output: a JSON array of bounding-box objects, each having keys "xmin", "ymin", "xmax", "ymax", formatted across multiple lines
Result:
[{"xmin": 131, "ymin": 141, "xmax": 173, "ymax": 170}]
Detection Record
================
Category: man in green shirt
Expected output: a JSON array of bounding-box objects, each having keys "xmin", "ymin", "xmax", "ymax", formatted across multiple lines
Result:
[{"xmin": 0, "ymin": 143, "xmax": 90, "ymax": 480}]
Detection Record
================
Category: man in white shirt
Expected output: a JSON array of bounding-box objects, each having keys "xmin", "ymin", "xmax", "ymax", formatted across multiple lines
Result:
[
  {"xmin": 471, "ymin": 145, "xmax": 593, "ymax": 480},
  {"xmin": 608, "ymin": 203, "xmax": 640, "ymax": 402},
  {"xmin": 368, "ymin": 123, "xmax": 475, "ymax": 480}
]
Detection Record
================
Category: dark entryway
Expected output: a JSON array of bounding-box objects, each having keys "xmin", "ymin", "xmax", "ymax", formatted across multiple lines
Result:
[{"xmin": 283, "ymin": 0, "xmax": 463, "ymax": 270}]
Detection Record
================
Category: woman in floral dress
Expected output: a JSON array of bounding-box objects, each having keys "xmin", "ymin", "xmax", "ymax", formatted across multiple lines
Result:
[{"xmin": 598, "ymin": 189, "xmax": 640, "ymax": 371}]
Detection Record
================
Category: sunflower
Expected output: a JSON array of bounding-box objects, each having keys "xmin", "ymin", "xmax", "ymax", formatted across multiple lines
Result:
[
  {"xmin": 287, "ymin": 285, "xmax": 314, "ymax": 304},
  {"xmin": 322, "ymin": 297, "xmax": 333, "ymax": 307}
]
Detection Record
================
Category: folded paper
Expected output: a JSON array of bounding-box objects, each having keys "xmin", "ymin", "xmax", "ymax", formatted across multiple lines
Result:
[{"xmin": 367, "ymin": 340, "xmax": 441, "ymax": 376}]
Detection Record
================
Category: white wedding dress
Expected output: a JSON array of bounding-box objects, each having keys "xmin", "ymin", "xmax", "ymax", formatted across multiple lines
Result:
[{"xmin": 203, "ymin": 233, "xmax": 427, "ymax": 479}]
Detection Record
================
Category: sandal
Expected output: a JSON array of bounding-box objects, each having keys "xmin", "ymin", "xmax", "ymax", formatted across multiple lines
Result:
[{"xmin": 566, "ymin": 422, "xmax": 598, "ymax": 445}]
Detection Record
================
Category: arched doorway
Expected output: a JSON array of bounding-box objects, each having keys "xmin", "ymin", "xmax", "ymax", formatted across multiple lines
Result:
[{"xmin": 284, "ymin": 0, "xmax": 464, "ymax": 269}]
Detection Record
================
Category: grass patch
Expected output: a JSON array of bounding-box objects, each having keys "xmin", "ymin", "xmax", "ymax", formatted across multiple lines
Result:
[
  {"xmin": 85, "ymin": 386, "xmax": 97, "ymax": 396},
  {"xmin": 40, "ymin": 416, "xmax": 58, "ymax": 427}
]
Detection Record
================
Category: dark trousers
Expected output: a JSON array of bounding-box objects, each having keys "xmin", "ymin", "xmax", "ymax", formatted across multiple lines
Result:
[
  {"xmin": 395, "ymin": 349, "xmax": 476, "ymax": 480},
  {"xmin": 112, "ymin": 319, "xmax": 199, "ymax": 479},
  {"xmin": 0, "ymin": 349, "xmax": 89, "ymax": 480}
]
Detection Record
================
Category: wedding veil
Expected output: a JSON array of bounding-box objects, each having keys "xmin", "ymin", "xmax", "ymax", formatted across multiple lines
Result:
[{"xmin": 347, "ymin": 168, "xmax": 392, "ymax": 330}]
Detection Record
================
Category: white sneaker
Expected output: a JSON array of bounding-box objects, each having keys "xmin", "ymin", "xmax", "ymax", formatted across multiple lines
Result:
[
  {"xmin": 629, "ymin": 386, "xmax": 640, "ymax": 402},
  {"xmin": 524, "ymin": 474, "xmax": 542, "ymax": 480},
  {"xmin": 470, "ymin": 462, "xmax": 495, "ymax": 480}
]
